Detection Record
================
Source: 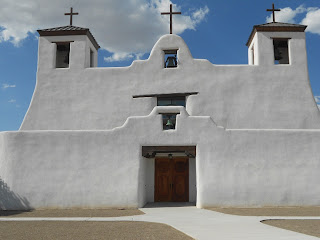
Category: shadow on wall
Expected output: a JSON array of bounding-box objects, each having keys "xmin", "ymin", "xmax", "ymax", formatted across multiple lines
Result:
[{"xmin": 0, "ymin": 178, "xmax": 31, "ymax": 212}]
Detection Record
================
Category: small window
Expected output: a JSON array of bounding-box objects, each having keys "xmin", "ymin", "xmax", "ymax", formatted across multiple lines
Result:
[
  {"xmin": 164, "ymin": 50, "xmax": 178, "ymax": 68},
  {"xmin": 90, "ymin": 49, "xmax": 94, "ymax": 68},
  {"xmin": 273, "ymin": 39, "xmax": 289, "ymax": 64},
  {"xmin": 162, "ymin": 114, "xmax": 178, "ymax": 130},
  {"xmin": 56, "ymin": 43, "xmax": 70, "ymax": 68},
  {"xmin": 157, "ymin": 96, "xmax": 185, "ymax": 107}
]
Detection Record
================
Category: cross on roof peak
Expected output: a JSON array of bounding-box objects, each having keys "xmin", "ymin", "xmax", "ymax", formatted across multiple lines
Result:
[
  {"xmin": 267, "ymin": 3, "xmax": 280, "ymax": 23},
  {"xmin": 65, "ymin": 7, "xmax": 79, "ymax": 26},
  {"xmin": 161, "ymin": 4, "xmax": 182, "ymax": 34}
]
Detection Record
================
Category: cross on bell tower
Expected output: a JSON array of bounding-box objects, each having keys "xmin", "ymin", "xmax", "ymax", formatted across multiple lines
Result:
[
  {"xmin": 267, "ymin": 3, "xmax": 280, "ymax": 23},
  {"xmin": 65, "ymin": 7, "xmax": 79, "ymax": 26},
  {"xmin": 161, "ymin": 4, "xmax": 182, "ymax": 34}
]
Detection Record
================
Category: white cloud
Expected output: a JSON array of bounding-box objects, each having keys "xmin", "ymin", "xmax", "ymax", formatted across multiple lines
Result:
[
  {"xmin": 104, "ymin": 52, "xmax": 134, "ymax": 63},
  {"xmin": 0, "ymin": 0, "xmax": 209, "ymax": 60},
  {"xmin": 265, "ymin": 5, "xmax": 320, "ymax": 36},
  {"xmin": 104, "ymin": 52, "xmax": 146, "ymax": 63},
  {"xmin": 301, "ymin": 8, "xmax": 320, "ymax": 35},
  {"xmin": 192, "ymin": 6, "xmax": 210, "ymax": 24},
  {"xmin": 2, "ymin": 84, "xmax": 16, "ymax": 89},
  {"xmin": 8, "ymin": 99, "xmax": 16, "ymax": 103},
  {"xmin": 266, "ymin": 5, "xmax": 306, "ymax": 23}
]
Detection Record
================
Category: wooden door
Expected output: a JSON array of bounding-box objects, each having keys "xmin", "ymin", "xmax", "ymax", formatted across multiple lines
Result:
[
  {"xmin": 155, "ymin": 158, "xmax": 172, "ymax": 202},
  {"xmin": 172, "ymin": 158, "xmax": 189, "ymax": 202},
  {"xmin": 155, "ymin": 157, "xmax": 189, "ymax": 202}
]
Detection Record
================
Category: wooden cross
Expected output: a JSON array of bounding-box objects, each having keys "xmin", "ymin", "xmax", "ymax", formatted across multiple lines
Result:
[
  {"xmin": 161, "ymin": 4, "xmax": 182, "ymax": 34},
  {"xmin": 65, "ymin": 7, "xmax": 79, "ymax": 26},
  {"xmin": 267, "ymin": 3, "xmax": 280, "ymax": 23}
]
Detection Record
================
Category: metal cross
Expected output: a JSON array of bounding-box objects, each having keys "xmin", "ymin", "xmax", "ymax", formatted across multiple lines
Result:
[
  {"xmin": 161, "ymin": 4, "xmax": 182, "ymax": 34},
  {"xmin": 267, "ymin": 3, "xmax": 280, "ymax": 23},
  {"xmin": 65, "ymin": 7, "xmax": 79, "ymax": 26}
]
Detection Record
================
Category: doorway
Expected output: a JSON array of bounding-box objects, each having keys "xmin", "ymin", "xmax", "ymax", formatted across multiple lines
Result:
[{"xmin": 154, "ymin": 157, "xmax": 189, "ymax": 202}]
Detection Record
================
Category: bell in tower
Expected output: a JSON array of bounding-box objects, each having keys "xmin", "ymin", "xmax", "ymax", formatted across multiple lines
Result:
[{"xmin": 165, "ymin": 55, "xmax": 177, "ymax": 68}]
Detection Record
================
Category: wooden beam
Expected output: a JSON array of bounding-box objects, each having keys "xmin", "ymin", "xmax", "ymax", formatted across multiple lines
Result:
[
  {"xmin": 133, "ymin": 92, "xmax": 198, "ymax": 99},
  {"xmin": 142, "ymin": 146, "xmax": 196, "ymax": 158}
]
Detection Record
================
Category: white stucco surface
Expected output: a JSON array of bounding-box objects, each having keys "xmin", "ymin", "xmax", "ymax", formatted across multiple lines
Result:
[
  {"xmin": 20, "ymin": 34, "xmax": 320, "ymax": 130},
  {"xmin": 1, "ymin": 107, "xmax": 320, "ymax": 209},
  {"xmin": 1, "ymin": 30, "xmax": 320, "ymax": 209}
]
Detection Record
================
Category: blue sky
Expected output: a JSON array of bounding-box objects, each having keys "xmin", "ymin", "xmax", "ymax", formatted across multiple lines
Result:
[{"xmin": 1, "ymin": 0, "xmax": 320, "ymax": 131}]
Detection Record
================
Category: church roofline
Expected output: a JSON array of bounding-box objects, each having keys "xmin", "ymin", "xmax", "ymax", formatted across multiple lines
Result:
[
  {"xmin": 246, "ymin": 22, "xmax": 307, "ymax": 47},
  {"xmin": 37, "ymin": 25, "xmax": 100, "ymax": 50}
]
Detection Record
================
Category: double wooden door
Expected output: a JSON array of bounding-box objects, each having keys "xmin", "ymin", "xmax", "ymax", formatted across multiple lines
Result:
[{"xmin": 155, "ymin": 157, "xmax": 189, "ymax": 202}]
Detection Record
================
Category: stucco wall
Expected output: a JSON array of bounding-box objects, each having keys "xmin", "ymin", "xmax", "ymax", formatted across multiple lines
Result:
[
  {"xmin": 189, "ymin": 158, "xmax": 197, "ymax": 202},
  {"xmin": 20, "ymin": 34, "xmax": 320, "ymax": 130},
  {"xmin": 197, "ymin": 129, "xmax": 320, "ymax": 207},
  {"xmin": 1, "ymin": 107, "xmax": 320, "ymax": 209},
  {"xmin": 2, "ymin": 32, "xmax": 319, "ymax": 210}
]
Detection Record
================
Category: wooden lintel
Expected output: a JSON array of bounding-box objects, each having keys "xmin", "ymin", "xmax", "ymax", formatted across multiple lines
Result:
[
  {"xmin": 51, "ymin": 41, "xmax": 74, "ymax": 44},
  {"xmin": 142, "ymin": 146, "xmax": 196, "ymax": 158},
  {"xmin": 270, "ymin": 37, "xmax": 292, "ymax": 40},
  {"xmin": 133, "ymin": 92, "xmax": 198, "ymax": 99}
]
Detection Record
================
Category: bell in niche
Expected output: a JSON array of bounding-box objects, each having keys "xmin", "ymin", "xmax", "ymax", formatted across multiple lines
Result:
[
  {"xmin": 165, "ymin": 55, "xmax": 177, "ymax": 68},
  {"xmin": 166, "ymin": 118, "xmax": 174, "ymax": 129}
]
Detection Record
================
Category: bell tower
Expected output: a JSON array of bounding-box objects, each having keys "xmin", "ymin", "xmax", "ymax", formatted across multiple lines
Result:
[
  {"xmin": 247, "ymin": 4, "xmax": 307, "ymax": 66},
  {"xmin": 37, "ymin": 26, "xmax": 100, "ymax": 70},
  {"xmin": 246, "ymin": 22, "xmax": 307, "ymax": 66},
  {"xmin": 37, "ymin": 8, "xmax": 100, "ymax": 70}
]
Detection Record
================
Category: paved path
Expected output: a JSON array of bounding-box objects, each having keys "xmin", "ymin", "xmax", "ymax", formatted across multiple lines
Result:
[{"xmin": 1, "ymin": 205, "xmax": 320, "ymax": 240}]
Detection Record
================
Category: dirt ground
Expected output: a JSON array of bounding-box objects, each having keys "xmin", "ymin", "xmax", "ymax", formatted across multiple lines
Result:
[
  {"xmin": 208, "ymin": 207, "xmax": 320, "ymax": 238},
  {"xmin": 0, "ymin": 221, "xmax": 194, "ymax": 240},
  {"xmin": 0, "ymin": 209, "xmax": 144, "ymax": 218},
  {"xmin": 207, "ymin": 206, "xmax": 320, "ymax": 216},
  {"xmin": 262, "ymin": 220, "xmax": 320, "ymax": 238},
  {"xmin": 1, "ymin": 207, "xmax": 319, "ymax": 239}
]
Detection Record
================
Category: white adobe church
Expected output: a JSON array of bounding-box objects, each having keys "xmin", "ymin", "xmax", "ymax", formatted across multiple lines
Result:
[{"xmin": 0, "ymin": 5, "xmax": 320, "ymax": 210}]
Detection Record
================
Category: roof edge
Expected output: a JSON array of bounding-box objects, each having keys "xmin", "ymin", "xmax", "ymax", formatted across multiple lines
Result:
[
  {"xmin": 37, "ymin": 27, "xmax": 100, "ymax": 50},
  {"xmin": 246, "ymin": 24, "xmax": 307, "ymax": 47}
]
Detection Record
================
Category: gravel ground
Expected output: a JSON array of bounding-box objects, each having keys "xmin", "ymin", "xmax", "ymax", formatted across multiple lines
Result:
[
  {"xmin": 0, "ymin": 221, "xmax": 194, "ymax": 240},
  {"xmin": 207, "ymin": 206, "xmax": 320, "ymax": 216},
  {"xmin": 262, "ymin": 220, "xmax": 320, "ymax": 238},
  {"xmin": 0, "ymin": 209, "xmax": 144, "ymax": 217}
]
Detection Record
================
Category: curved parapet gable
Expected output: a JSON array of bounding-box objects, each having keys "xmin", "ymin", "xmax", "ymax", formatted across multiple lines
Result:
[{"xmin": 147, "ymin": 34, "xmax": 195, "ymax": 69}]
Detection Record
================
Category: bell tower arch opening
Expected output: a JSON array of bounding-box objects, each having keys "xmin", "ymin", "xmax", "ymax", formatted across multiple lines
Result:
[{"xmin": 164, "ymin": 49, "xmax": 178, "ymax": 68}]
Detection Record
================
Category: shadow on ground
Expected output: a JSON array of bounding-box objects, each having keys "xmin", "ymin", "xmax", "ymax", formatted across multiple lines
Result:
[
  {"xmin": 0, "ymin": 178, "xmax": 31, "ymax": 215},
  {"xmin": 143, "ymin": 202, "xmax": 196, "ymax": 208}
]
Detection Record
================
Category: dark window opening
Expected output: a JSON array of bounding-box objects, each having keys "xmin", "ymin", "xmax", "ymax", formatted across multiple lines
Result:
[
  {"xmin": 157, "ymin": 96, "xmax": 185, "ymax": 107},
  {"xmin": 56, "ymin": 43, "xmax": 70, "ymax": 68},
  {"xmin": 273, "ymin": 39, "xmax": 289, "ymax": 64},
  {"xmin": 90, "ymin": 49, "xmax": 94, "ymax": 68},
  {"xmin": 164, "ymin": 50, "xmax": 178, "ymax": 68},
  {"xmin": 162, "ymin": 114, "xmax": 178, "ymax": 130}
]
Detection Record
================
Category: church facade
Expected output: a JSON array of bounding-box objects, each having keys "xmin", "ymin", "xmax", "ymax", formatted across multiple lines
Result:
[{"xmin": 0, "ymin": 21, "xmax": 320, "ymax": 210}]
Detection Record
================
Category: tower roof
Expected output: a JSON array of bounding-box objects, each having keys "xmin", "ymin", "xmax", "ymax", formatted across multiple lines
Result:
[
  {"xmin": 246, "ymin": 22, "xmax": 307, "ymax": 46},
  {"xmin": 37, "ymin": 25, "xmax": 100, "ymax": 50}
]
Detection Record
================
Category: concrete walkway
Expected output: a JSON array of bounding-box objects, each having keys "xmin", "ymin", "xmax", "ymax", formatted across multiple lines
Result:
[{"xmin": 1, "ymin": 204, "xmax": 320, "ymax": 240}]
